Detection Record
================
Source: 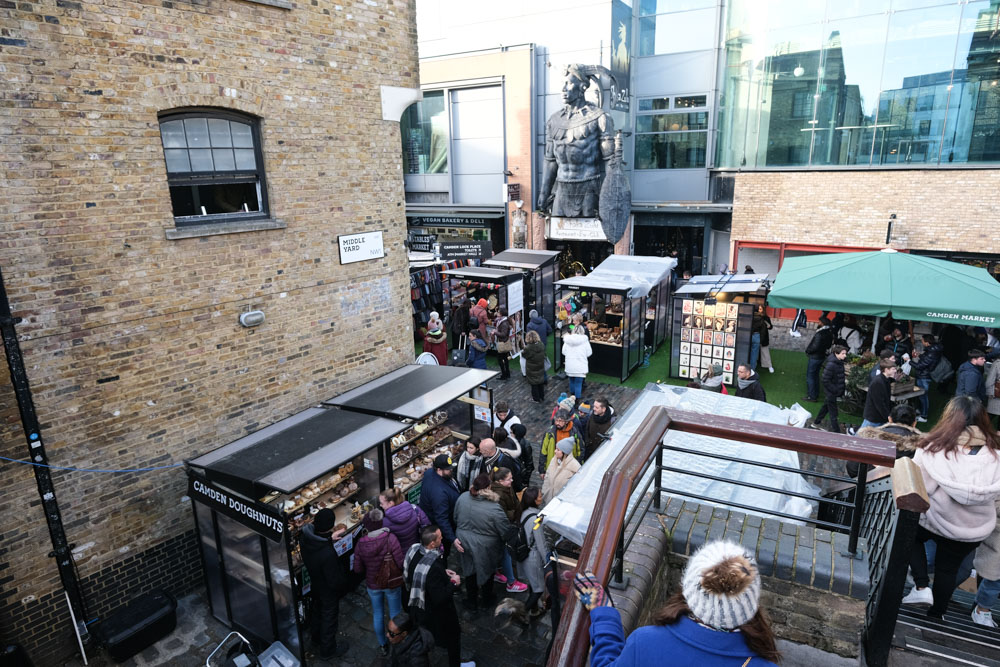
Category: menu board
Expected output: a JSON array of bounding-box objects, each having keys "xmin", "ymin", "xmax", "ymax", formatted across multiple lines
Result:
[{"xmin": 675, "ymin": 299, "xmax": 751, "ymax": 385}]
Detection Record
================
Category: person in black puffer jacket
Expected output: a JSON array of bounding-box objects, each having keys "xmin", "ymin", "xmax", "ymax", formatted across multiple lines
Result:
[
  {"xmin": 909, "ymin": 334, "xmax": 943, "ymax": 422},
  {"xmin": 804, "ymin": 317, "xmax": 834, "ymax": 401},
  {"xmin": 509, "ymin": 423, "xmax": 535, "ymax": 487},
  {"xmin": 847, "ymin": 404, "xmax": 923, "ymax": 477},
  {"xmin": 300, "ymin": 509, "xmax": 352, "ymax": 659},
  {"xmin": 814, "ymin": 345, "xmax": 847, "ymax": 433}
]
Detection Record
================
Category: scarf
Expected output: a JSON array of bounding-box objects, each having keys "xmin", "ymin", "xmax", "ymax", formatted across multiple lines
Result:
[
  {"xmin": 593, "ymin": 408, "xmax": 612, "ymax": 424},
  {"xmin": 737, "ymin": 375, "xmax": 756, "ymax": 390},
  {"xmin": 404, "ymin": 543, "xmax": 440, "ymax": 610},
  {"xmin": 457, "ymin": 452, "xmax": 480, "ymax": 491}
]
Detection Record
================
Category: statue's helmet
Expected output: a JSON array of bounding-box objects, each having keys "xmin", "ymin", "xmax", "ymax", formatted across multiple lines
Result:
[{"xmin": 565, "ymin": 64, "xmax": 591, "ymax": 89}]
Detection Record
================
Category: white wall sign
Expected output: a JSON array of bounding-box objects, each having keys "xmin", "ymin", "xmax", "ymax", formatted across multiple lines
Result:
[
  {"xmin": 507, "ymin": 279, "xmax": 524, "ymax": 318},
  {"xmin": 546, "ymin": 217, "xmax": 608, "ymax": 241},
  {"xmin": 338, "ymin": 231, "xmax": 385, "ymax": 264}
]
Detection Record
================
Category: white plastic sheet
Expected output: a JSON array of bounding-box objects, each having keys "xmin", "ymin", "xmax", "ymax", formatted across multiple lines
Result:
[{"xmin": 542, "ymin": 384, "xmax": 817, "ymax": 545}]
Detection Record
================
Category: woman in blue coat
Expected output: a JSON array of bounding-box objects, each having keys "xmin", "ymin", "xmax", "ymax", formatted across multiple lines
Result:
[
  {"xmin": 576, "ymin": 540, "xmax": 780, "ymax": 667},
  {"xmin": 466, "ymin": 329, "xmax": 488, "ymax": 369}
]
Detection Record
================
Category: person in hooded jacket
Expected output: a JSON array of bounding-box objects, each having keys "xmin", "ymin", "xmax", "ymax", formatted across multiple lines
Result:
[
  {"xmin": 523, "ymin": 330, "xmax": 548, "ymax": 403},
  {"xmin": 540, "ymin": 408, "xmax": 583, "ymax": 471},
  {"xmin": 301, "ymin": 509, "xmax": 352, "ymax": 659},
  {"xmin": 518, "ymin": 487, "xmax": 550, "ymax": 618},
  {"xmin": 473, "ymin": 438, "xmax": 523, "ymax": 492},
  {"xmin": 490, "ymin": 467, "xmax": 528, "ymax": 594},
  {"xmin": 387, "ymin": 611, "xmax": 435, "ymax": 667},
  {"xmin": 353, "ymin": 509, "xmax": 405, "ymax": 656},
  {"xmin": 493, "ymin": 307, "xmax": 513, "ymax": 380},
  {"xmin": 451, "ymin": 299, "xmax": 471, "ymax": 349},
  {"xmin": 453, "ymin": 474, "xmax": 513, "ymax": 610},
  {"xmin": 956, "ymin": 349, "xmax": 988, "ymax": 403},
  {"xmin": 735, "ymin": 364, "xmax": 767, "ymax": 403},
  {"xmin": 465, "ymin": 329, "xmax": 488, "ymax": 370},
  {"xmin": 422, "ymin": 320, "xmax": 448, "ymax": 367},
  {"xmin": 813, "ymin": 346, "xmax": 846, "ymax": 432},
  {"xmin": 418, "ymin": 454, "xmax": 463, "ymax": 560},
  {"xmin": 909, "ymin": 334, "xmax": 943, "ymax": 422},
  {"xmin": 456, "ymin": 437, "xmax": 482, "ymax": 493},
  {"xmin": 699, "ymin": 363, "xmax": 728, "ymax": 395},
  {"xmin": 470, "ymin": 298, "xmax": 490, "ymax": 340},
  {"xmin": 493, "ymin": 426, "xmax": 522, "ymax": 461},
  {"xmin": 380, "ymin": 488, "xmax": 431, "ymax": 554},
  {"xmin": 847, "ymin": 404, "xmax": 923, "ymax": 477},
  {"xmin": 901, "ymin": 397, "xmax": 1000, "ymax": 618},
  {"xmin": 509, "ymin": 423, "xmax": 535, "ymax": 488},
  {"xmin": 562, "ymin": 327, "xmax": 592, "ymax": 400},
  {"xmin": 526, "ymin": 309, "xmax": 553, "ymax": 347},
  {"xmin": 804, "ymin": 316, "xmax": 834, "ymax": 401},
  {"xmin": 581, "ymin": 396, "xmax": 617, "ymax": 460}
]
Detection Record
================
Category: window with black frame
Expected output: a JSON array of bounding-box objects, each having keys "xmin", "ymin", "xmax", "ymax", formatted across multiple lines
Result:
[{"xmin": 158, "ymin": 110, "xmax": 269, "ymax": 226}]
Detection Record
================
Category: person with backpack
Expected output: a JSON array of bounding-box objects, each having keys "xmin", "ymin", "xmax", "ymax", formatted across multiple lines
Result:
[
  {"xmin": 353, "ymin": 509, "xmax": 405, "ymax": 657},
  {"xmin": 380, "ymin": 488, "xmax": 431, "ymax": 554},
  {"xmin": 490, "ymin": 467, "xmax": 528, "ymax": 594},
  {"xmin": 509, "ymin": 423, "xmax": 535, "ymax": 488},
  {"xmin": 470, "ymin": 298, "xmax": 490, "ymax": 340},
  {"xmin": 910, "ymin": 334, "xmax": 944, "ymax": 423},
  {"xmin": 517, "ymin": 487, "xmax": 549, "ymax": 618},
  {"xmin": 836, "ymin": 317, "xmax": 864, "ymax": 355},
  {"xmin": 813, "ymin": 345, "xmax": 847, "ymax": 433},
  {"xmin": 804, "ymin": 316, "xmax": 834, "ymax": 402},
  {"xmin": 453, "ymin": 474, "xmax": 514, "ymax": 611},
  {"xmin": 493, "ymin": 307, "xmax": 513, "ymax": 380}
]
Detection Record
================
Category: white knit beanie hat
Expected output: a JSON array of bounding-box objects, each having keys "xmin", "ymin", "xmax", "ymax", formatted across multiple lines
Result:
[{"xmin": 681, "ymin": 540, "xmax": 761, "ymax": 630}]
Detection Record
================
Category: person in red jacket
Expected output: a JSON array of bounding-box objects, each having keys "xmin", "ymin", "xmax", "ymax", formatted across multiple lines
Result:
[{"xmin": 353, "ymin": 509, "xmax": 405, "ymax": 656}]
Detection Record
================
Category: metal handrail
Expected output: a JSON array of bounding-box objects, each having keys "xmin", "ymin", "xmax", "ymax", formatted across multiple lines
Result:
[{"xmin": 546, "ymin": 407, "xmax": 897, "ymax": 667}]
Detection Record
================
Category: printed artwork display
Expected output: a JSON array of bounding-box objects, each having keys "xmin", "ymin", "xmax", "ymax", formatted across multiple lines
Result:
[{"xmin": 674, "ymin": 298, "xmax": 748, "ymax": 387}]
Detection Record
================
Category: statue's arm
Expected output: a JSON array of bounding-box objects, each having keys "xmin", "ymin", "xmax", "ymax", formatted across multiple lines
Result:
[
  {"xmin": 598, "ymin": 113, "xmax": 616, "ymax": 162},
  {"xmin": 537, "ymin": 135, "xmax": 557, "ymax": 212}
]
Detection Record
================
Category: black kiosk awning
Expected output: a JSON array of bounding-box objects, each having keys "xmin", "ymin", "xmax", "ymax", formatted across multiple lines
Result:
[
  {"xmin": 324, "ymin": 364, "xmax": 497, "ymax": 420},
  {"xmin": 187, "ymin": 406, "xmax": 407, "ymax": 496},
  {"xmin": 484, "ymin": 249, "xmax": 559, "ymax": 270},
  {"xmin": 438, "ymin": 266, "xmax": 522, "ymax": 284}
]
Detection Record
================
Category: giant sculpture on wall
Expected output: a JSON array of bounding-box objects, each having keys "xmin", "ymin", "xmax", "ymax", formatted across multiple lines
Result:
[{"xmin": 537, "ymin": 64, "xmax": 631, "ymax": 244}]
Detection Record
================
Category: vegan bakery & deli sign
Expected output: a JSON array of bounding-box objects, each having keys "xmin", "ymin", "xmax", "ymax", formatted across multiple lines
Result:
[{"xmin": 190, "ymin": 477, "xmax": 284, "ymax": 542}]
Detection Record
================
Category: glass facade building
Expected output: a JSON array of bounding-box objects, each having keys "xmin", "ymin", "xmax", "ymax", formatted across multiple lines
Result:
[{"xmin": 716, "ymin": 0, "xmax": 1000, "ymax": 168}]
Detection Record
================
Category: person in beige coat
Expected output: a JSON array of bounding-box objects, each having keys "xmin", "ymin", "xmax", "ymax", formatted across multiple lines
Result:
[
  {"xmin": 541, "ymin": 437, "xmax": 581, "ymax": 505},
  {"xmin": 986, "ymin": 358, "xmax": 1000, "ymax": 429}
]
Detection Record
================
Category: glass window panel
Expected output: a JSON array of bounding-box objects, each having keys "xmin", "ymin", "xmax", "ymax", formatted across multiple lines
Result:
[
  {"xmin": 163, "ymin": 149, "xmax": 191, "ymax": 173},
  {"xmin": 891, "ymin": 0, "xmax": 956, "ymax": 10},
  {"xmin": 401, "ymin": 90, "xmax": 448, "ymax": 174},
  {"xmin": 230, "ymin": 122, "xmax": 255, "ymax": 148},
  {"xmin": 189, "ymin": 148, "xmax": 214, "ymax": 171},
  {"xmin": 183, "ymin": 118, "xmax": 210, "ymax": 148},
  {"xmin": 639, "ymin": 0, "xmax": 715, "ymax": 16},
  {"xmin": 234, "ymin": 149, "xmax": 257, "ymax": 170},
  {"xmin": 635, "ymin": 132, "xmax": 707, "ymax": 169},
  {"xmin": 943, "ymin": 1, "xmax": 1000, "ymax": 164},
  {"xmin": 675, "ymin": 95, "xmax": 707, "ymax": 108},
  {"xmin": 638, "ymin": 8, "xmax": 715, "ymax": 56},
  {"xmin": 825, "ymin": 0, "xmax": 889, "ymax": 21},
  {"xmin": 160, "ymin": 120, "xmax": 187, "ymax": 148},
  {"xmin": 874, "ymin": 5, "xmax": 962, "ymax": 165},
  {"xmin": 761, "ymin": 0, "xmax": 826, "ymax": 30},
  {"xmin": 638, "ymin": 97, "xmax": 671, "ymax": 111},
  {"xmin": 811, "ymin": 13, "xmax": 889, "ymax": 165},
  {"xmin": 208, "ymin": 119, "xmax": 233, "ymax": 147},
  {"xmin": 212, "ymin": 148, "xmax": 236, "ymax": 171},
  {"xmin": 636, "ymin": 112, "xmax": 709, "ymax": 132}
]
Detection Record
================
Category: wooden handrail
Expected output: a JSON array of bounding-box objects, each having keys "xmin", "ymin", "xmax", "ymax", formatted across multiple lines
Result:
[{"xmin": 546, "ymin": 406, "xmax": 898, "ymax": 667}]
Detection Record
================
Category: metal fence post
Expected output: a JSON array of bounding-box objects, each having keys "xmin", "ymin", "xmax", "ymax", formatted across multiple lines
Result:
[
  {"xmin": 653, "ymin": 442, "xmax": 663, "ymax": 510},
  {"xmin": 848, "ymin": 463, "xmax": 869, "ymax": 557}
]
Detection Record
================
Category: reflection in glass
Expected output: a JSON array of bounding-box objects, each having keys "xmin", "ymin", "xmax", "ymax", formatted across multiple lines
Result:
[
  {"xmin": 675, "ymin": 95, "xmax": 708, "ymax": 108},
  {"xmin": 639, "ymin": 0, "xmax": 714, "ymax": 15},
  {"xmin": 716, "ymin": 0, "xmax": 1000, "ymax": 168},
  {"xmin": 636, "ymin": 112, "xmax": 709, "ymax": 133},
  {"xmin": 638, "ymin": 8, "xmax": 715, "ymax": 56},
  {"xmin": 636, "ymin": 132, "xmax": 708, "ymax": 169},
  {"xmin": 401, "ymin": 91, "xmax": 448, "ymax": 174},
  {"xmin": 638, "ymin": 97, "xmax": 671, "ymax": 111}
]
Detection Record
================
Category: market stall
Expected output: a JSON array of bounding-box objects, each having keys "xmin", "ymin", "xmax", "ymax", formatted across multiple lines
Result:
[
  {"xmin": 670, "ymin": 273, "xmax": 769, "ymax": 385},
  {"xmin": 554, "ymin": 255, "xmax": 675, "ymax": 383},
  {"xmin": 185, "ymin": 364, "xmax": 497, "ymax": 663},
  {"xmin": 441, "ymin": 265, "xmax": 526, "ymax": 343},
  {"xmin": 483, "ymin": 249, "xmax": 560, "ymax": 327}
]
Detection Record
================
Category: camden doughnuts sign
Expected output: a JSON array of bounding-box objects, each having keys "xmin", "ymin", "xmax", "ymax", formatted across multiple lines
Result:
[{"xmin": 189, "ymin": 477, "xmax": 284, "ymax": 542}]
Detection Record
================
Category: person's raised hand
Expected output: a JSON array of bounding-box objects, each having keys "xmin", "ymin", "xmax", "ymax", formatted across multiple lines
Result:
[{"xmin": 573, "ymin": 570, "xmax": 609, "ymax": 610}]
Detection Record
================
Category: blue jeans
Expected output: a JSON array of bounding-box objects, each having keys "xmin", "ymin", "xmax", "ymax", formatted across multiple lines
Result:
[
  {"xmin": 978, "ymin": 578, "xmax": 1000, "ymax": 611},
  {"xmin": 568, "ymin": 376, "xmax": 583, "ymax": 400},
  {"xmin": 367, "ymin": 586, "xmax": 402, "ymax": 647},
  {"xmin": 749, "ymin": 332, "xmax": 761, "ymax": 370},
  {"xmin": 806, "ymin": 357, "xmax": 823, "ymax": 399},
  {"xmin": 860, "ymin": 419, "xmax": 884, "ymax": 430},
  {"xmin": 500, "ymin": 550, "xmax": 516, "ymax": 583},
  {"xmin": 916, "ymin": 377, "xmax": 931, "ymax": 418}
]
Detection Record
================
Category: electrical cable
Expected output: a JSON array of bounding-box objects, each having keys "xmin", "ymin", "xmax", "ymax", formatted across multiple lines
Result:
[{"xmin": 0, "ymin": 454, "xmax": 182, "ymax": 473}]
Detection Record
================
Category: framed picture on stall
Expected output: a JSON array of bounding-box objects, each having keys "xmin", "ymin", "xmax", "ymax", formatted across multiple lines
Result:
[
  {"xmin": 727, "ymin": 303, "xmax": 739, "ymax": 318},
  {"xmin": 690, "ymin": 343, "xmax": 701, "ymax": 356},
  {"xmin": 725, "ymin": 333, "xmax": 736, "ymax": 347},
  {"xmin": 723, "ymin": 360, "xmax": 733, "ymax": 373},
  {"xmin": 680, "ymin": 342, "xmax": 690, "ymax": 353},
  {"xmin": 680, "ymin": 354, "xmax": 690, "ymax": 366},
  {"xmin": 681, "ymin": 328, "xmax": 691, "ymax": 342},
  {"xmin": 723, "ymin": 372, "xmax": 733, "ymax": 384},
  {"xmin": 682, "ymin": 300, "xmax": 693, "ymax": 314},
  {"xmin": 704, "ymin": 303, "xmax": 715, "ymax": 318},
  {"xmin": 702, "ymin": 330, "xmax": 713, "ymax": 345},
  {"xmin": 693, "ymin": 301, "xmax": 704, "ymax": 315},
  {"xmin": 724, "ymin": 348, "xmax": 735, "ymax": 360},
  {"xmin": 712, "ymin": 346, "xmax": 724, "ymax": 359}
]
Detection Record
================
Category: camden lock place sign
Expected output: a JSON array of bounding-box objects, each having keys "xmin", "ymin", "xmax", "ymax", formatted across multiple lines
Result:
[{"xmin": 189, "ymin": 477, "xmax": 284, "ymax": 542}]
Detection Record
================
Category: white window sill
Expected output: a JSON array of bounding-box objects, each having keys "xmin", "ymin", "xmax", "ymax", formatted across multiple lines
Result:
[{"xmin": 164, "ymin": 218, "xmax": 287, "ymax": 240}]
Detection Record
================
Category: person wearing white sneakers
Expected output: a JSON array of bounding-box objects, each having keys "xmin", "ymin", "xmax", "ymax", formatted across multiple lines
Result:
[
  {"xmin": 972, "ymin": 499, "xmax": 1000, "ymax": 627},
  {"xmin": 902, "ymin": 397, "xmax": 1000, "ymax": 618},
  {"xmin": 753, "ymin": 304, "xmax": 775, "ymax": 373}
]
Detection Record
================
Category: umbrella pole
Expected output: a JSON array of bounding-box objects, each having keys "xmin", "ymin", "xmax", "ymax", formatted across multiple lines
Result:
[{"xmin": 871, "ymin": 316, "xmax": 880, "ymax": 353}]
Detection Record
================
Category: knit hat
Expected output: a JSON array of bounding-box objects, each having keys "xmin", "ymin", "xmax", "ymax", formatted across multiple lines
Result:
[
  {"xmin": 362, "ymin": 509, "xmax": 383, "ymax": 533},
  {"xmin": 559, "ymin": 396, "xmax": 576, "ymax": 412},
  {"xmin": 529, "ymin": 309, "xmax": 539, "ymax": 319},
  {"xmin": 313, "ymin": 508, "xmax": 336, "ymax": 534},
  {"xmin": 555, "ymin": 437, "xmax": 575, "ymax": 456},
  {"xmin": 681, "ymin": 541, "xmax": 761, "ymax": 631},
  {"xmin": 477, "ymin": 298, "xmax": 488, "ymax": 309}
]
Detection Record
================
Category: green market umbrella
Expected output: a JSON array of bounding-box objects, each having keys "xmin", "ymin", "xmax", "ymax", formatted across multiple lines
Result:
[{"xmin": 768, "ymin": 249, "xmax": 1000, "ymax": 328}]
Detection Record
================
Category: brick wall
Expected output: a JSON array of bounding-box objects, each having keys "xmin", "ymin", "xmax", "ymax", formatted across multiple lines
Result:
[
  {"xmin": 0, "ymin": 0, "xmax": 418, "ymax": 662},
  {"xmin": 731, "ymin": 170, "xmax": 1000, "ymax": 252}
]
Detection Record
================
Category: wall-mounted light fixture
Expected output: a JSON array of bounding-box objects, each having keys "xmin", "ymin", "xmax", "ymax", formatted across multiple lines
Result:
[{"xmin": 239, "ymin": 308, "xmax": 265, "ymax": 328}]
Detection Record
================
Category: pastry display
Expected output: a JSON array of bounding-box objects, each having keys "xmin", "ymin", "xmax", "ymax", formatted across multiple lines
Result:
[{"xmin": 588, "ymin": 321, "xmax": 623, "ymax": 345}]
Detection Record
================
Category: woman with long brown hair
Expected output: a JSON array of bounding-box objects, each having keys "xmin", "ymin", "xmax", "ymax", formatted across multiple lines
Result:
[
  {"xmin": 902, "ymin": 396, "xmax": 1000, "ymax": 618},
  {"xmin": 575, "ymin": 540, "xmax": 779, "ymax": 666}
]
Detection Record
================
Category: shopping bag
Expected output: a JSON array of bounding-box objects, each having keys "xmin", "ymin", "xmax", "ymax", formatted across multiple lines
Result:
[{"xmin": 520, "ymin": 355, "xmax": 527, "ymax": 377}]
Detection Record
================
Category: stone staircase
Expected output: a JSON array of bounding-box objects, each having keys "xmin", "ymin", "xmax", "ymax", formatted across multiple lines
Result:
[{"xmin": 894, "ymin": 590, "xmax": 1000, "ymax": 666}]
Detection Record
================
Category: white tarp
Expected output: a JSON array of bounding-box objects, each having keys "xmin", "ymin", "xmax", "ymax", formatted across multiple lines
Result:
[
  {"xmin": 555, "ymin": 255, "xmax": 677, "ymax": 299},
  {"xmin": 542, "ymin": 384, "xmax": 816, "ymax": 545}
]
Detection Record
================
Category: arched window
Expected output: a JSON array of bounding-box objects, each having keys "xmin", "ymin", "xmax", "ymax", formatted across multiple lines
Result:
[{"xmin": 158, "ymin": 109, "xmax": 268, "ymax": 226}]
